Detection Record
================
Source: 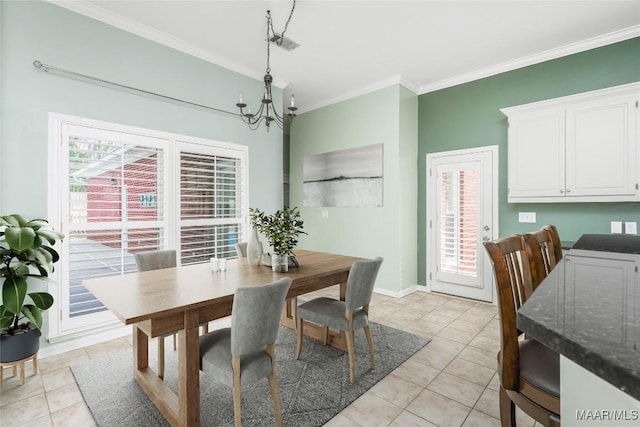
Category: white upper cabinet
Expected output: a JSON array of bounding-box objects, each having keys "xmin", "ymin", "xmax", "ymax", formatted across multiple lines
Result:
[{"xmin": 501, "ymin": 82, "xmax": 639, "ymax": 203}]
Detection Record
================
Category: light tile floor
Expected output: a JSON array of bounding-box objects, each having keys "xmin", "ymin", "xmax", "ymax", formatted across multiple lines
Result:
[{"xmin": 0, "ymin": 288, "xmax": 543, "ymax": 427}]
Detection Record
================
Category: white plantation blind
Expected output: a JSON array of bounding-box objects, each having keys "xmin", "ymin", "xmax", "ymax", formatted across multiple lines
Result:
[
  {"xmin": 65, "ymin": 131, "xmax": 167, "ymax": 318},
  {"xmin": 52, "ymin": 116, "xmax": 249, "ymax": 338},
  {"xmin": 179, "ymin": 150, "xmax": 245, "ymax": 265},
  {"xmin": 439, "ymin": 169, "xmax": 479, "ymax": 277}
]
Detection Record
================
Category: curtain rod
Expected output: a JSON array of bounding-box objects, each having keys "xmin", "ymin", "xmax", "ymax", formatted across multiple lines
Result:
[{"xmin": 32, "ymin": 60, "xmax": 239, "ymax": 118}]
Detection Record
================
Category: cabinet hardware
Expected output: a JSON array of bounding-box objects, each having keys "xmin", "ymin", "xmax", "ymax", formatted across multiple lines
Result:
[
  {"xmin": 567, "ymin": 189, "xmax": 571, "ymax": 193},
  {"xmin": 560, "ymin": 189, "xmax": 564, "ymax": 193}
]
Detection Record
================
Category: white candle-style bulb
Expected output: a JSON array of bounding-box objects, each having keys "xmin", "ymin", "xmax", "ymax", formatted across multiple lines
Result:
[
  {"xmin": 290, "ymin": 94, "xmax": 295, "ymax": 107},
  {"xmin": 239, "ymin": 91, "xmax": 244, "ymax": 103}
]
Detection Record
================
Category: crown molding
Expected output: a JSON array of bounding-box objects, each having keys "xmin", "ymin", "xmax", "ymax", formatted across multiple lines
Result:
[
  {"xmin": 299, "ymin": 25, "xmax": 640, "ymax": 114},
  {"xmin": 296, "ymin": 75, "xmax": 418, "ymax": 115},
  {"xmin": 47, "ymin": 0, "xmax": 289, "ymax": 89},
  {"xmin": 418, "ymin": 25, "xmax": 640, "ymax": 95}
]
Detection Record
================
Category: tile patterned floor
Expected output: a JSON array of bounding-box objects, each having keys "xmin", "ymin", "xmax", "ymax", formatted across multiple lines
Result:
[{"xmin": 0, "ymin": 288, "xmax": 543, "ymax": 426}]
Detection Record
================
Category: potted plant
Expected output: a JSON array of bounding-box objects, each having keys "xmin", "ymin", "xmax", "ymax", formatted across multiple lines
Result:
[
  {"xmin": 249, "ymin": 206, "xmax": 307, "ymax": 272},
  {"xmin": 0, "ymin": 214, "xmax": 64, "ymax": 363}
]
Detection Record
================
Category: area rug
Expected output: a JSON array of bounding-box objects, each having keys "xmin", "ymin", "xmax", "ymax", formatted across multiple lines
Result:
[{"xmin": 71, "ymin": 322, "xmax": 430, "ymax": 426}]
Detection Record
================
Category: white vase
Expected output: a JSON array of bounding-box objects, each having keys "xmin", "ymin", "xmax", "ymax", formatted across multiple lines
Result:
[
  {"xmin": 247, "ymin": 227, "xmax": 263, "ymax": 266},
  {"xmin": 272, "ymin": 254, "xmax": 288, "ymax": 273}
]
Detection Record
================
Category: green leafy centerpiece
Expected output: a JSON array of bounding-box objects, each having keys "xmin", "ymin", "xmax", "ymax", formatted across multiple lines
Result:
[{"xmin": 249, "ymin": 206, "xmax": 306, "ymax": 272}]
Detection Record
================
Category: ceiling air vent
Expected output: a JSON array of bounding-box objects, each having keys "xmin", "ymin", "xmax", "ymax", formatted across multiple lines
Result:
[{"xmin": 268, "ymin": 33, "xmax": 300, "ymax": 51}]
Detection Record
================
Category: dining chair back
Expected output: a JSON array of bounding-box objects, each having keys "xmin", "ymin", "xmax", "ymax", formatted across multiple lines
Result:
[
  {"xmin": 134, "ymin": 250, "xmax": 177, "ymax": 380},
  {"xmin": 199, "ymin": 278, "xmax": 292, "ymax": 427},
  {"xmin": 541, "ymin": 224, "xmax": 563, "ymax": 263},
  {"xmin": 525, "ymin": 229, "xmax": 558, "ymax": 291},
  {"xmin": 234, "ymin": 242, "xmax": 247, "ymax": 258},
  {"xmin": 484, "ymin": 235, "xmax": 560, "ymax": 427},
  {"xmin": 294, "ymin": 257, "xmax": 383, "ymax": 384}
]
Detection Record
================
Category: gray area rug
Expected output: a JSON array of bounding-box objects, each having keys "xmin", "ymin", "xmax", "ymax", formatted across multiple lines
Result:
[{"xmin": 72, "ymin": 322, "xmax": 430, "ymax": 426}]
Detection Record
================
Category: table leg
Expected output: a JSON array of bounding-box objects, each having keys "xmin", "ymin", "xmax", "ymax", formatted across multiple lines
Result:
[
  {"xmin": 133, "ymin": 325, "xmax": 149, "ymax": 371},
  {"xmin": 178, "ymin": 309, "xmax": 201, "ymax": 426}
]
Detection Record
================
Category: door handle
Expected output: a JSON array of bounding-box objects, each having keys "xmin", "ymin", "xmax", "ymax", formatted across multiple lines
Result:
[
  {"xmin": 483, "ymin": 236, "xmax": 490, "ymax": 242},
  {"xmin": 483, "ymin": 225, "xmax": 490, "ymax": 231}
]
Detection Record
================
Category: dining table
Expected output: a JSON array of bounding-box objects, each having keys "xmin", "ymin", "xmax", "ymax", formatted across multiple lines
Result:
[{"xmin": 83, "ymin": 249, "xmax": 366, "ymax": 427}]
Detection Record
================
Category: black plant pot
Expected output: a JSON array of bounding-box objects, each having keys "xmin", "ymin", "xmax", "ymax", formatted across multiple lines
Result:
[{"xmin": 0, "ymin": 323, "xmax": 40, "ymax": 363}]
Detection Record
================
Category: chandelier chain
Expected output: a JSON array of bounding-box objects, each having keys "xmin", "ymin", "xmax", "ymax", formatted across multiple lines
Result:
[
  {"xmin": 266, "ymin": 0, "xmax": 296, "ymax": 73},
  {"xmin": 269, "ymin": 0, "xmax": 296, "ymax": 45}
]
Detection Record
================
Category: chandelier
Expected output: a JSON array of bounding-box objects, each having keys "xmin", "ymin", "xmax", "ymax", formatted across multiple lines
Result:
[{"xmin": 236, "ymin": 2, "xmax": 298, "ymax": 131}]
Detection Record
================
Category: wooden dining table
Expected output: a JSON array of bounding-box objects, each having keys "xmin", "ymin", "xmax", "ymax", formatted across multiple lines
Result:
[{"xmin": 83, "ymin": 249, "xmax": 366, "ymax": 427}]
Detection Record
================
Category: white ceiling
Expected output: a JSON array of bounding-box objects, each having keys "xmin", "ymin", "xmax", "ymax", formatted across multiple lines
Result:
[{"xmin": 53, "ymin": 1, "xmax": 640, "ymax": 114}]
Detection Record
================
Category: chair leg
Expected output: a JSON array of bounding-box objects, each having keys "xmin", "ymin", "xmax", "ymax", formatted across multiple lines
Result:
[
  {"xmin": 266, "ymin": 344, "xmax": 283, "ymax": 427},
  {"xmin": 499, "ymin": 386, "xmax": 516, "ymax": 427},
  {"xmin": 295, "ymin": 317, "xmax": 303, "ymax": 360},
  {"xmin": 158, "ymin": 337, "xmax": 165, "ymax": 380},
  {"xmin": 345, "ymin": 328, "xmax": 356, "ymax": 384},
  {"xmin": 232, "ymin": 357, "xmax": 242, "ymax": 427},
  {"xmin": 322, "ymin": 326, "xmax": 329, "ymax": 345},
  {"xmin": 364, "ymin": 325, "xmax": 375, "ymax": 370}
]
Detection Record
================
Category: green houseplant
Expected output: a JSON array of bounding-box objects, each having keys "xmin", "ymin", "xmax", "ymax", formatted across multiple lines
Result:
[
  {"xmin": 249, "ymin": 206, "xmax": 307, "ymax": 272},
  {"xmin": 0, "ymin": 214, "xmax": 64, "ymax": 362}
]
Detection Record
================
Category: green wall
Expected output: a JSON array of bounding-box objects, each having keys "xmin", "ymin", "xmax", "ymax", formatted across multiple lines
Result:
[
  {"xmin": 0, "ymin": 0, "xmax": 284, "ymax": 217},
  {"xmin": 418, "ymin": 37, "xmax": 640, "ymax": 285},
  {"xmin": 290, "ymin": 86, "xmax": 418, "ymax": 293}
]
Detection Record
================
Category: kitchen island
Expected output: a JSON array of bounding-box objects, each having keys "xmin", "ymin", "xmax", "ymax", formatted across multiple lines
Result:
[{"xmin": 518, "ymin": 234, "xmax": 640, "ymax": 426}]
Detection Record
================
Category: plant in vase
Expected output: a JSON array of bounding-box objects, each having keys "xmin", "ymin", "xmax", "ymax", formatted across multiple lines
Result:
[
  {"xmin": 249, "ymin": 206, "xmax": 307, "ymax": 272},
  {"xmin": 0, "ymin": 214, "xmax": 64, "ymax": 363}
]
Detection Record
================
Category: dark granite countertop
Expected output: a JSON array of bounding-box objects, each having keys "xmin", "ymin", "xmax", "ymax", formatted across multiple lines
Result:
[{"xmin": 518, "ymin": 236, "xmax": 640, "ymax": 401}]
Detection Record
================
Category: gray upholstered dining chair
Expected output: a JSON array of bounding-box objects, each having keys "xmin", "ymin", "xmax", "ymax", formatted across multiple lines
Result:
[
  {"xmin": 234, "ymin": 242, "xmax": 247, "ymax": 258},
  {"xmin": 134, "ymin": 250, "xmax": 177, "ymax": 381},
  {"xmin": 199, "ymin": 277, "xmax": 292, "ymax": 427},
  {"xmin": 294, "ymin": 257, "xmax": 383, "ymax": 384}
]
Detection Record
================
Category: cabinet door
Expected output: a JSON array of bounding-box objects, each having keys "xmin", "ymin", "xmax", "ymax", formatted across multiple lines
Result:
[
  {"xmin": 564, "ymin": 253, "xmax": 637, "ymax": 347},
  {"xmin": 565, "ymin": 95, "xmax": 638, "ymax": 197},
  {"xmin": 508, "ymin": 109, "xmax": 565, "ymax": 199}
]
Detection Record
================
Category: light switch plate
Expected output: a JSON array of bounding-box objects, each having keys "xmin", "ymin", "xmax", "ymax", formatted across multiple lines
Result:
[
  {"xmin": 321, "ymin": 210, "xmax": 329, "ymax": 218},
  {"xmin": 625, "ymin": 222, "xmax": 637, "ymax": 235},
  {"xmin": 518, "ymin": 212, "xmax": 536, "ymax": 223},
  {"xmin": 611, "ymin": 221, "xmax": 623, "ymax": 234}
]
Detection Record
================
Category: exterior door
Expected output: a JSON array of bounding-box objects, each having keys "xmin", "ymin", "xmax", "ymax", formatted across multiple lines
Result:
[{"xmin": 426, "ymin": 146, "xmax": 498, "ymax": 302}]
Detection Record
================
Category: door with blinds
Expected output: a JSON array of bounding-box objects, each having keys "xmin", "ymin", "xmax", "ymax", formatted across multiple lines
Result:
[
  {"xmin": 58, "ymin": 123, "xmax": 170, "ymax": 332},
  {"xmin": 426, "ymin": 147, "xmax": 497, "ymax": 302},
  {"xmin": 51, "ymin": 116, "xmax": 248, "ymax": 338}
]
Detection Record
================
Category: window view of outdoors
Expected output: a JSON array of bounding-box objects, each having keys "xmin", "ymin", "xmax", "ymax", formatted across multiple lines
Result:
[
  {"xmin": 66, "ymin": 135, "xmax": 243, "ymax": 318},
  {"xmin": 439, "ymin": 169, "xmax": 479, "ymax": 278}
]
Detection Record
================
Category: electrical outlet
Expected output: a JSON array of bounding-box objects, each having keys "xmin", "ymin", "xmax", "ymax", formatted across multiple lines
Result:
[
  {"xmin": 625, "ymin": 222, "xmax": 637, "ymax": 235},
  {"xmin": 518, "ymin": 212, "xmax": 536, "ymax": 223},
  {"xmin": 611, "ymin": 221, "xmax": 623, "ymax": 234}
]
